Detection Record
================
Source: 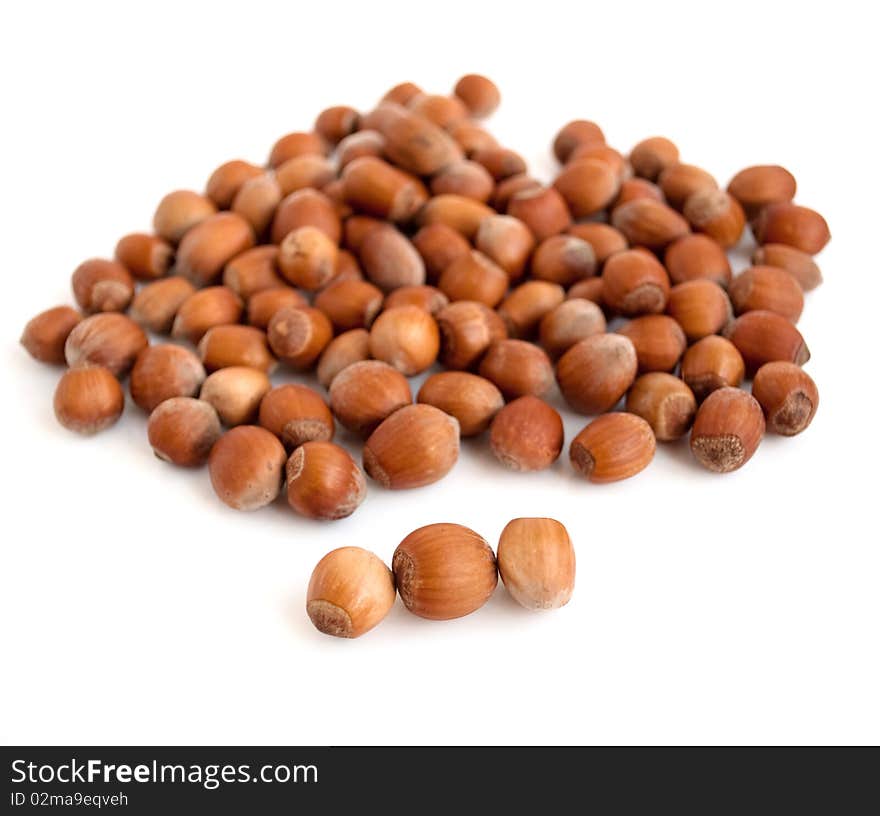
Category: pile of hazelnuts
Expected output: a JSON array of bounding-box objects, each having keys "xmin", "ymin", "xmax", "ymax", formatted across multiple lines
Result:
[{"xmin": 20, "ymin": 74, "xmax": 828, "ymax": 637}]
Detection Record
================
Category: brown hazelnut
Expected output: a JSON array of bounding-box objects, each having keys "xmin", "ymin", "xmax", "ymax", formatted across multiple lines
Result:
[
  {"xmin": 271, "ymin": 188, "xmax": 340, "ymax": 245},
  {"xmin": 497, "ymin": 518, "xmax": 575, "ymax": 610},
  {"xmin": 664, "ymin": 234, "xmax": 732, "ymax": 287},
  {"xmin": 205, "ymin": 159, "xmax": 262, "ymax": 208},
  {"xmin": 683, "ymin": 189, "xmax": 746, "ymax": 248},
  {"xmin": 417, "ymin": 371, "xmax": 504, "ymax": 437},
  {"xmin": 341, "ymin": 156, "xmax": 427, "ymax": 222},
  {"xmin": 65, "ymin": 313, "xmax": 148, "ymax": 376},
  {"xmin": 497, "ymin": 281, "xmax": 565, "ymax": 338},
  {"xmin": 408, "ymin": 93, "xmax": 469, "ymax": 129},
  {"xmin": 538, "ymin": 298, "xmax": 607, "ymax": 358},
  {"xmin": 383, "ymin": 285, "xmax": 449, "ymax": 315},
  {"xmin": 680, "ymin": 336, "xmax": 745, "ymax": 402},
  {"xmin": 626, "ymin": 372, "xmax": 696, "ymax": 441},
  {"xmin": 199, "ymin": 366, "xmax": 271, "ymax": 426},
  {"xmin": 436, "ymin": 300, "xmax": 508, "ymax": 370},
  {"xmin": 728, "ymin": 266, "xmax": 804, "ymax": 323},
  {"xmin": 378, "ymin": 106, "xmax": 463, "ymax": 176},
  {"xmin": 611, "ymin": 198, "xmax": 690, "ymax": 250},
  {"xmin": 506, "ymin": 187, "xmax": 572, "ymax": 241},
  {"xmin": 489, "ymin": 395, "xmax": 563, "ymax": 471},
  {"xmin": 724, "ymin": 310, "xmax": 809, "ymax": 375},
  {"xmin": 438, "ymin": 250, "xmax": 509, "ymax": 308},
  {"xmin": 53, "ymin": 365, "xmax": 124, "ymax": 435},
  {"xmin": 557, "ymin": 333, "xmax": 638, "ymax": 414},
  {"xmin": 690, "ymin": 387, "xmax": 765, "ymax": 473},
  {"xmin": 566, "ymin": 278, "xmax": 606, "ymax": 309},
  {"xmin": 307, "ymin": 547, "xmax": 395, "ymax": 638},
  {"xmin": 287, "ymin": 442, "xmax": 366, "ymax": 521},
  {"xmin": 316, "ymin": 329, "xmax": 372, "ymax": 389},
  {"xmin": 752, "ymin": 203, "xmax": 831, "ymax": 255},
  {"xmin": 618, "ymin": 315, "xmax": 687, "ymax": 372},
  {"xmin": 553, "ymin": 120, "xmax": 605, "ymax": 163},
  {"xmin": 553, "ymin": 158, "xmax": 620, "ymax": 218},
  {"xmin": 491, "ymin": 174, "xmax": 543, "ymax": 211},
  {"xmin": 337, "ymin": 130, "xmax": 386, "ymax": 169},
  {"xmin": 531, "ymin": 235, "xmax": 596, "ymax": 286},
  {"xmin": 430, "ymin": 160, "xmax": 494, "ymax": 202},
  {"xmin": 369, "ymin": 305, "xmax": 439, "ymax": 376},
  {"xmin": 474, "ymin": 214, "xmax": 535, "ymax": 281},
  {"xmin": 751, "ymin": 361, "xmax": 819, "ymax": 436},
  {"xmin": 222, "ymin": 245, "xmax": 284, "ymax": 301},
  {"xmin": 176, "ymin": 212, "xmax": 255, "ymax": 286},
  {"xmin": 114, "ymin": 233, "xmax": 173, "ymax": 280},
  {"xmin": 247, "ymin": 287, "xmax": 308, "ymax": 330},
  {"xmin": 570, "ymin": 412, "xmax": 656, "ymax": 482},
  {"xmin": 471, "ymin": 146, "xmax": 527, "ymax": 181},
  {"xmin": 278, "ymin": 225, "xmax": 339, "ymax": 291},
  {"xmin": 268, "ymin": 131, "xmax": 328, "ymax": 168},
  {"xmin": 258, "ymin": 383, "xmax": 334, "ymax": 449},
  {"xmin": 152, "ymin": 190, "xmax": 217, "ymax": 244},
  {"xmin": 21, "ymin": 306, "xmax": 81, "ymax": 364},
  {"xmin": 416, "ymin": 194, "xmax": 494, "ymax": 239},
  {"xmin": 171, "ymin": 286, "xmax": 244, "ymax": 344},
  {"xmin": 267, "ymin": 306, "xmax": 332, "ymax": 370},
  {"xmin": 566, "ymin": 223, "xmax": 628, "ymax": 268},
  {"xmin": 147, "ymin": 397, "xmax": 222, "ymax": 467},
  {"xmin": 666, "ymin": 280, "xmax": 733, "ymax": 341},
  {"xmin": 629, "ymin": 137, "xmax": 680, "ymax": 181},
  {"xmin": 568, "ymin": 143, "xmax": 630, "ymax": 182},
  {"xmin": 231, "ymin": 173, "xmax": 283, "ymax": 237},
  {"xmin": 412, "ymin": 223, "xmax": 471, "ymax": 281},
  {"xmin": 448, "ymin": 120, "xmax": 499, "ymax": 156},
  {"xmin": 602, "ymin": 249, "xmax": 671, "ymax": 315},
  {"xmin": 658, "ymin": 163, "xmax": 718, "ymax": 210},
  {"xmin": 479, "ymin": 339, "xmax": 554, "ymax": 399},
  {"xmin": 751, "ymin": 244, "xmax": 822, "ymax": 292},
  {"xmin": 393, "ymin": 523, "xmax": 497, "ymax": 619},
  {"xmin": 71, "ymin": 258, "xmax": 134, "ymax": 313},
  {"xmin": 208, "ymin": 425, "xmax": 287, "ymax": 510},
  {"xmin": 275, "ymin": 154, "xmax": 335, "ymax": 197},
  {"xmin": 359, "ymin": 226, "xmax": 426, "ymax": 292},
  {"xmin": 727, "ymin": 165, "xmax": 797, "ymax": 217},
  {"xmin": 129, "ymin": 277, "xmax": 195, "ymax": 335},
  {"xmin": 198, "ymin": 325, "xmax": 277, "ymax": 373},
  {"xmin": 612, "ymin": 177, "xmax": 665, "ymax": 209},
  {"xmin": 314, "ymin": 279, "xmax": 383, "ymax": 331},
  {"xmin": 315, "ymin": 105, "xmax": 360, "ymax": 144},
  {"xmin": 130, "ymin": 344, "xmax": 206, "ymax": 413},
  {"xmin": 329, "ymin": 360, "xmax": 411, "ymax": 435},
  {"xmin": 453, "ymin": 74, "xmax": 501, "ymax": 118}
]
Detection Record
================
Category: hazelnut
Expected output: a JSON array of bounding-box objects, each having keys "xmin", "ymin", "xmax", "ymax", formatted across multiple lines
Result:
[
  {"xmin": 612, "ymin": 177, "xmax": 665, "ymax": 209},
  {"xmin": 247, "ymin": 287, "xmax": 308, "ymax": 330},
  {"xmin": 498, "ymin": 281, "xmax": 565, "ymax": 338},
  {"xmin": 307, "ymin": 547, "xmax": 395, "ymax": 638},
  {"xmin": 337, "ymin": 130, "xmax": 386, "ymax": 169},
  {"xmin": 474, "ymin": 214, "xmax": 535, "ymax": 281},
  {"xmin": 222, "ymin": 245, "xmax": 284, "ymax": 301},
  {"xmin": 664, "ymin": 234, "xmax": 732, "ymax": 287},
  {"xmin": 567, "ymin": 278, "xmax": 606, "ymax": 310},
  {"xmin": 408, "ymin": 94, "xmax": 469, "ymax": 129},
  {"xmin": 752, "ymin": 244, "xmax": 822, "ymax": 292},
  {"xmin": 268, "ymin": 131, "xmax": 327, "ymax": 168},
  {"xmin": 381, "ymin": 82, "xmax": 424, "ymax": 106},
  {"xmin": 363, "ymin": 404, "xmax": 459, "ymax": 489},
  {"xmin": 438, "ymin": 250, "xmax": 509, "ymax": 308},
  {"xmin": 65, "ymin": 313, "xmax": 148, "ymax": 376},
  {"xmin": 53, "ymin": 366, "xmax": 124, "ymax": 435},
  {"xmin": 557, "ymin": 333, "xmax": 638, "ymax": 414},
  {"xmin": 471, "ymin": 146, "xmax": 527, "ymax": 181},
  {"xmin": 690, "ymin": 387, "xmax": 765, "ymax": 473},
  {"xmin": 538, "ymin": 298, "xmax": 607, "ymax": 359},
  {"xmin": 658, "ymin": 163, "xmax": 718, "ymax": 210},
  {"xmin": 199, "ymin": 366, "xmax": 271, "ymax": 426},
  {"xmin": 275, "ymin": 154, "xmax": 336, "ymax": 196},
  {"xmin": 569, "ymin": 143, "xmax": 630, "ymax": 182},
  {"xmin": 728, "ymin": 266, "xmax": 804, "ymax": 323},
  {"xmin": 724, "ymin": 310, "xmax": 809, "ymax": 375},
  {"xmin": 436, "ymin": 300, "xmax": 508, "ymax": 370},
  {"xmin": 205, "ymin": 159, "xmax": 262, "ymax": 208},
  {"xmin": 315, "ymin": 105, "xmax": 360, "ymax": 144},
  {"xmin": 553, "ymin": 158, "xmax": 620, "ymax": 218},
  {"xmin": 416, "ymin": 194, "xmax": 494, "ymax": 239},
  {"xmin": 566, "ymin": 223, "xmax": 628, "ymax": 268},
  {"xmin": 129, "ymin": 277, "xmax": 196, "ymax": 335},
  {"xmin": 680, "ymin": 336, "xmax": 745, "ymax": 402},
  {"xmin": 316, "ymin": 329, "xmax": 371, "ymax": 389},
  {"xmin": 626, "ymin": 372, "xmax": 697, "ymax": 441},
  {"xmin": 329, "ymin": 360, "xmax": 411, "ymax": 435},
  {"xmin": 393, "ymin": 523, "xmax": 497, "ymax": 620},
  {"xmin": 479, "ymin": 339, "xmax": 554, "ymax": 400},
  {"xmin": 171, "ymin": 286, "xmax": 244, "ymax": 344},
  {"xmin": 271, "ymin": 188, "xmax": 340, "ymax": 245},
  {"xmin": 489, "ymin": 395, "xmax": 563, "ymax": 471},
  {"xmin": 491, "ymin": 174, "xmax": 542, "ymax": 211},
  {"xmin": 412, "ymin": 223, "xmax": 471, "ymax": 281},
  {"xmin": 666, "ymin": 280, "xmax": 733, "ymax": 341},
  {"xmin": 198, "ymin": 325, "xmax": 277, "ymax": 373},
  {"xmin": 152, "ymin": 190, "xmax": 217, "ymax": 244},
  {"xmin": 553, "ymin": 120, "xmax": 605, "ymax": 163},
  {"xmin": 602, "ymin": 250, "xmax": 671, "ymax": 315},
  {"xmin": 21, "ymin": 306, "xmax": 81, "ymax": 364},
  {"xmin": 683, "ymin": 188, "xmax": 746, "ymax": 248},
  {"xmin": 448, "ymin": 120, "xmax": 499, "ymax": 156},
  {"xmin": 430, "ymin": 160, "xmax": 495, "ymax": 202},
  {"xmin": 506, "ymin": 187, "xmax": 572, "ymax": 242},
  {"xmin": 530, "ymin": 235, "xmax": 597, "ymax": 286},
  {"xmin": 727, "ymin": 165, "xmax": 797, "ymax": 217},
  {"xmin": 618, "ymin": 315, "xmax": 687, "ymax": 372},
  {"xmin": 208, "ymin": 425, "xmax": 287, "ymax": 510},
  {"xmin": 359, "ymin": 226, "xmax": 426, "ymax": 292},
  {"xmin": 287, "ymin": 442, "xmax": 366, "ymax": 521},
  {"xmin": 147, "ymin": 397, "xmax": 222, "ymax": 467},
  {"xmin": 341, "ymin": 156, "xmax": 427, "ymax": 222},
  {"xmin": 314, "ymin": 279, "xmax": 383, "ymax": 332},
  {"xmin": 752, "ymin": 202, "xmax": 830, "ymax": 255},
  {"xmin": 267, "ymin": 306, "xmax": 332, "ymax": 370},
  {"xmin": 130, "ymin": 344, "xmax": 206, "ymax": 413},
  {"xmin": 497, "ymin": 518, "xmax": 575, "ymax": 610},
  {"xmin": 333, "ymin": 249, "xmax": 362, "ymax": 284},
  {"xmin": 114, "ymin": 233, "xmax": 173, "ymax": 280},
  {"xmin": 379, "ymin": 107, "xmax": 463, "ymax": 176},
  {"xmin": 176, "ymin": 212, "xmax": 255, "ymax": 286},
  {"xmin": 259, "ymin": 383, "xmax": 334, "ymax": 449},
  {"xmin": 610, "ymin": 198, "xmax": 690, "ymax": 250},
  {"xmin": 570, "ymin": 412, "xmax": 656, "ymax": 483},
  {"xmin": 71, "ymin": 258, "xmax": 134, "ymax": 313},
  {"xmin": 752, "ymin": 361, "xmax": 819, "ymax": 436},
  {"xmin": 453, "ymin": 74, "xmax": 501, "ymax": 118},
  {"xmin": 629, "ymin": 137, "xmax": 680, "ymax": 181},
  {"xmin": 417, "ymin": 371, "xmax": 504, "ymax": 437},
  {"xmin": 277, "ymin": 225, "xmax": 339, "ymax": 291},
  {"xmin": 369, "ymin": 305, "xmax": 440, "ymax": 376},
  {"xmin": 231, "ymin": 173, "xmax": 283, "ymax": 237},
  {"xmin": 383, "ymin": 285, "xmax": 449, "ymax": 315}
]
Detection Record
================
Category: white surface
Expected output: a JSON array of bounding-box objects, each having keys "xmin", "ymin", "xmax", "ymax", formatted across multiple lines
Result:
[{"xmin": 1, "ymin": 0, "xmax": 878, "ymax": 746}]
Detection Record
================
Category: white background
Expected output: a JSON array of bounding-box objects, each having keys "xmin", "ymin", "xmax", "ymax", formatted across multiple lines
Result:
[{"xmin": 1, "ymin": 0, "xmax": 878, "ymax": 746}]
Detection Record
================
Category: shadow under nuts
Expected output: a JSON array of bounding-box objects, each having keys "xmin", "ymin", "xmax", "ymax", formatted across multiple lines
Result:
[
  {"xmin": 690, "ymin": 387, "xmax": 765, "ymax": 473},
  {"xmin": 497, "ymin": 518, "xmax": 574, "ymax": 610},
  {"xmin": 393, "ymin": 523, "xmax": 497, "ymax": 620}
]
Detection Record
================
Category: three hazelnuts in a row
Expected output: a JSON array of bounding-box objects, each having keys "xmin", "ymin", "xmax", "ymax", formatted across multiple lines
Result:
[{"xmin": 306, "ymin": 517, "xmax": 574, "ymax": 638}]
